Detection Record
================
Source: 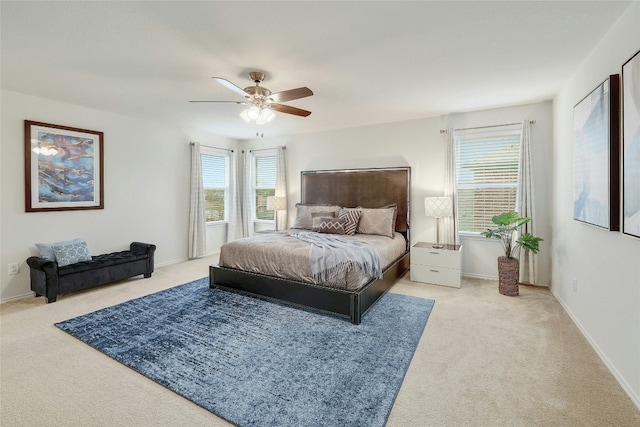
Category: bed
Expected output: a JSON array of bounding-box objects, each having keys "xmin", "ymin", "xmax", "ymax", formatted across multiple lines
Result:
[{"xmin": 209, "ymin": 167, "xmax": 411, "ymax": 324}]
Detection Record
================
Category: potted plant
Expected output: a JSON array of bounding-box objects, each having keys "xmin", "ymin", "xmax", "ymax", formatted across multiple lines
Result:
[{"xmin": 481, "ymin": 211, "xmax": 543, "ymax": 296}]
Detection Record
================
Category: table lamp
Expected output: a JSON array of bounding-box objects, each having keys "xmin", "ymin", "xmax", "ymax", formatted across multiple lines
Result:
[{"xmin": 424, "ymin": 196, "xmax": 453, "ymax": 248}]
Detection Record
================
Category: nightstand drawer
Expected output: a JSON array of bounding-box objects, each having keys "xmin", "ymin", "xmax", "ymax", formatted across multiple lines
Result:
[
  {"xmin": 410, "ymin": 264, "xmax": 461, "ymax": 288},
  {"xmin": 411, "ymin": 247, "xmax": 460, "ymax": 269}
]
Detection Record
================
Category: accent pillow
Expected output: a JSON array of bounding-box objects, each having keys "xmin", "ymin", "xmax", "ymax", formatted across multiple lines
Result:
[
  {"xmin": 311, "ymin": 211, "xmax": 337, "ymax": 231},
  {"xmin": 317, "ymin": 217, "xmax": 346, "ymax": 235},
  {"xmin": 356, "ymin": 204, "xmax": 397, "ymax": 238},
  {"xmin": 36, "ymin": 238, "xmax": 85, "ymax": 261},
  {"xmin": 52, "ymin": 241, "xmax": 92, "ymax": 267},
  {"xmin": 292, "ymin": 204, "xmax": 341, "ymax": 230},
  {"xmin": 338, "ymin": 208, "xmax": 362, "ymax": 235}
]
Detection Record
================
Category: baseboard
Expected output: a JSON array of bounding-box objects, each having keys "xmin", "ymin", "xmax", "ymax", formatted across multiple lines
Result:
[
  {"xmin": 0, "ymin": 291, "xmax": 35, "ymax": 304},
  {"xmin": 462, "ymin": 273, "xmax": 549, "ymax": 287},
  {"xmin": 155, "ymin": 258, "xmax": 188, "ymax": 268},
  {"xmin": 462, "ymin": 272, "xmax": 498, "ymax": 281},
  {"xmin": 0, "ymin": 257, "xmax": 192, "ymax": 305},
  {"xmin": 551, "ymin": 287, "xmax": 640, "ymax": 411}
]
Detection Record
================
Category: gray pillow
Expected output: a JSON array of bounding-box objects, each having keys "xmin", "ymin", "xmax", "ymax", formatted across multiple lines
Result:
[
  {"xmin": 52, "ymin": 240, "xmax": 92, "ymax": 266},
  {"xmin": 36, "ymin": 238, "xmax": 85, "ymax": 261},
  {"xmin": 311, "ymin": 211, "xmax": 337, "ymax": 231},
  {"xmin": 356, "ymin": 204, "xmax": 397, "ymax": 238},
  {"xmin": 292, "ymin": 204, "xmax": 341, "ymax": 230},
  {"xmin": 317, "ymin": 217, "xmax": 346, "ymax": 235}
]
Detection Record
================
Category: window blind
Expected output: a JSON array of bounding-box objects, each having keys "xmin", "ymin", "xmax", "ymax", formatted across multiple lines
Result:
[
  {"xmin": 201, "ymin": 153, "xmax": 228, "ymax": 222},
  {"xmin": 254, "ymin": 154, "xmax": 276, "ymax": 220},
  {"xmin": 455, "ymin": 133, "xmax": 521, "ymax": 232},
  {"xmin": 255, "ymin": 155, "xmax": 276, "ymax": 188}
]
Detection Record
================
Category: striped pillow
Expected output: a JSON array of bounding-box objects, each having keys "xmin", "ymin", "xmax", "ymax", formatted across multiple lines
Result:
[{"xmin": 338, "ymin": 208, "xmax": 361, "ymax": 235}]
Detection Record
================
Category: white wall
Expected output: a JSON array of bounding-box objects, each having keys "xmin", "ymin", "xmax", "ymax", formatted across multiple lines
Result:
[
  {"xmin": 445, "ymin": 103, "xmax": 554, "ymax": 282},
  {"xmin": 0, "ymin": 91, "xmax": 554, "ymax": 302},
  {"xmin": 0, "ymin": 90, "xmax": 236, "ymax": 301},
  {"xmin": 243, "ymin": 100, "xmax": 553, "ymax": 286},
  {"xmin": 552, "ymin": 2, "xmax": 640, "ymax": 408}
]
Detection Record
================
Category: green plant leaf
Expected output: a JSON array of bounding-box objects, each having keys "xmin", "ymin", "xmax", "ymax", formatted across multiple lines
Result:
[{"xmin": 483, "ymin": 212, "xmax": 542, "ymax": 258}]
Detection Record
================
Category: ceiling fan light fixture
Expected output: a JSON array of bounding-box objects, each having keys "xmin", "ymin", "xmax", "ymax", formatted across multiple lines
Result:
[
  {"xmin": 247, "ymin": 105, "xmax": 260, "ymax": 120},
  {"xmin": 240, "ymin": 105, "xmax": 275, "ymax": 125},
  {"xmin": 256, "ymin": 108, "xmax": 275, "ymax": 125},
  {"xmin": 240, "ymin": 105, "xmax": 262, "ymax": 123}
]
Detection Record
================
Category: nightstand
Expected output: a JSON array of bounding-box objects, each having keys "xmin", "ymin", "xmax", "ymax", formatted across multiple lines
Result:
[{"xmin": 410, "ymin": 242, "xmax": 462, "ymax": 288}]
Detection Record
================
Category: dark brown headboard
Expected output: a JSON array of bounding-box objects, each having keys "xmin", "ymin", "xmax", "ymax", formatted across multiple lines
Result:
[{"xmin": 301, "ymin": 167, "xmax": 411, "ymax": 241}]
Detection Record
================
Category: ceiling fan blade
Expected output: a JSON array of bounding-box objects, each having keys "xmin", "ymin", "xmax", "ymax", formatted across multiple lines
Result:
[
  {"xmin": 268, "ymin": 87, "xmax": 313, "ymax": 103},
  {"xmin": 212, "ymin": 77, "xmax": 250, "ymax": 99},
  {"xmin": 270, "ymin": 103, "xmax": 312, "ymax": 117}
]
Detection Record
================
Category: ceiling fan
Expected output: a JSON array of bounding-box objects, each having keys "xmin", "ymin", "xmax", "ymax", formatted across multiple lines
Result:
[{"xmin": 191, "ymin": 71, "xmax": 313, "ymax": 124}]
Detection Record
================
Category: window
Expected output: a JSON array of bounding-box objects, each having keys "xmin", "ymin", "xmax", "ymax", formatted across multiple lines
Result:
[
  {"xmin": 253, "ymin": 151, "xmax": 276, "ymax": 221},
  {"xmin": 455, "ymin": 127, "xmax": 521, "ymax": 233},
  {"xmin": 201, "ymin": 151, "xmax": 229, "ymax": 222}
]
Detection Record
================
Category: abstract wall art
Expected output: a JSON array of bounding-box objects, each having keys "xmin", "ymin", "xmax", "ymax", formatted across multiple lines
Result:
[
  {"xmin": 572, "ymin": 75, "xmax": 620, "ymax": 230},
  {"xmin": 622, "ymin": 50, "xmax": 640, "ymax": 239},
  {"xmin": 24, "ymin": 121, "xmax": 104, "ymax": 212}
]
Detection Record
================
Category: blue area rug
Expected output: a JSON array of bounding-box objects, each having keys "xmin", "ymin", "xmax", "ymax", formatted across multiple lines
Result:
[{"xmin": 56, "ymin": 277, "xmax": 434, "ymax": 427}]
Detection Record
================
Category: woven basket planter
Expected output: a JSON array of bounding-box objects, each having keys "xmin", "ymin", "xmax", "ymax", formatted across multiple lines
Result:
[{"xmin": 498, "ymin": 256, "xmax": 519, "ymax": 296}]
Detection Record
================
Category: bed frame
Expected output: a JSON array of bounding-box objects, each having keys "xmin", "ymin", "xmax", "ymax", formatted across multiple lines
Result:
[{"xmin": 209, "ymin": 167, "xmax": 411, "ymax": 324}]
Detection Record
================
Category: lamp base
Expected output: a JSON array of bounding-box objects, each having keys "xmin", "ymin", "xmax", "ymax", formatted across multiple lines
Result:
[{"xmin": 433, "ymin": 217, "xmax": 444, "ymax": 249}]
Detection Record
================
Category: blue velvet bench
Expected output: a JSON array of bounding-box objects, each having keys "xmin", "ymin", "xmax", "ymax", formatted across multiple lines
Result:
[{"xmin": 27, "ymin": 242, "xmax": 156, "ymax": 303}]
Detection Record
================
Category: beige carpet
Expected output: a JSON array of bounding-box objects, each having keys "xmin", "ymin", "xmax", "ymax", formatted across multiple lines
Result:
[{"xmin": 1, "ymin": 255, "xmax": 639, "ymax": 426}]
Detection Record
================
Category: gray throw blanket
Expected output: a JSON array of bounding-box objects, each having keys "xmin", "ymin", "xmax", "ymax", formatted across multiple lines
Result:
[{"xmin": 287, "ymin": 231, "xmax": 382, "ymax": 283}]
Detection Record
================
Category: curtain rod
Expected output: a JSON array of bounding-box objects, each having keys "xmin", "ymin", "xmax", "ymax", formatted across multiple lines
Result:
[
  {"xmin": 190, "ymin": 142, "xmax": 234, "ymax": 152},
  {"xmin": 248, "ymin": 146, "xmax": 286, "ymax": 153},
  {"xmin": 439, "ymin": 120, "xmax": 536, "ymax": 134}
]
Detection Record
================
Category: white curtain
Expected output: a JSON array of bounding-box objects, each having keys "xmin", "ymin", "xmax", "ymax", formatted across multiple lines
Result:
[
  {"xmin": 441, "ymin": 128, "xmax": 460, "ymax": 245},
  {"xmin": 226, "ymin": 149, "xmax": 243, "ymax": 242},
  {"xmin": 275, "ymin": 146, "xmax": 288, "ymax": 231},
  {"xmin": 516, "ymin": 119, "xmax": 537, "ymax": 284},
  {"xmin": 188, "ymin": 142, "xmax": 206, "ymax": 259},
  {"xmin": 241, "ymin": 150, "xmax": 254, "ymax": 238}
]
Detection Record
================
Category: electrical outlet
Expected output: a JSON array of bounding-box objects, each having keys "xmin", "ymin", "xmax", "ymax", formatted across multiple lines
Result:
[
  {"xmin": 8, "ymin": 263, "xmax": 19, "ymax": 275},
  {"xmin": 572, "ymin": 278, "xmax": 578, "ymax": 293}
]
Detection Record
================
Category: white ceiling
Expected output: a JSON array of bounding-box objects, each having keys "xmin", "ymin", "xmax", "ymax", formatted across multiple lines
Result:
[{"xmin": 1, "ymin": 1, "xmax": 630, "ymax": 140}]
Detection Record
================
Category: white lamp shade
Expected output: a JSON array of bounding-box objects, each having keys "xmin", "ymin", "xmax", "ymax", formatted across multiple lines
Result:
[
  {"xmin": 266, "ymin": 196, "xmax": 286, "ymax": 211},
  {"xmin": 239, "ymin": 109, "xmax": 251, "ymax": 123},
  {"xmin": 240, "ymin": 107, "xmax": 276, "ymax": 125},
  {"xmin": 424, "ymin": 196, "xmax": 453, "ymax": 218},
  {"xmin": 256, "ymin": 108, "xmax": 275, "ymax": 125}
]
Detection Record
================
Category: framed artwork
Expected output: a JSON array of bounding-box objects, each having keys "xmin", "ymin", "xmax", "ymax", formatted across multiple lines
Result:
[
  {"xmin": 622, "ymin": 49, "xmax": 640, "ymax": 239},
  {"xmin": 572, "ymin": 75, "xmax": 620, "ymax": 230},
  {"xmin": 24, "ymin": 120, "xmax": 104, "ymax": 212}
]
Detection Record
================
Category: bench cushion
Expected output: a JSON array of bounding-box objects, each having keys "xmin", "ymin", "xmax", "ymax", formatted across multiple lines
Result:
[{"xmin": 58, "ymin": 250, "xmax": 147, "ymax": 276}]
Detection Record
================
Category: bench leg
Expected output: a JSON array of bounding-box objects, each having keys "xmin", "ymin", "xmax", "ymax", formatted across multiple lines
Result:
[
  {"xmin": 144, "ymin": 273, "xmax": 152, "ymax": 278},
  {"xmin": 46, "ymin": 296, "xmax": 57, "ymax": 303}
]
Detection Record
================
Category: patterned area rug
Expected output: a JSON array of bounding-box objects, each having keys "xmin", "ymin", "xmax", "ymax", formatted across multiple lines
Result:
[{"xmin": 56, "ymin": 278, "xmax": 434, "ymax": 427}]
